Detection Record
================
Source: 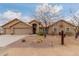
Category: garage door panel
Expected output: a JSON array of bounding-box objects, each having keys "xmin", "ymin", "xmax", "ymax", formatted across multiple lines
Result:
[
  {"xmin": 14, "ymin": 28, "xmax": 31, "ymax": 35},
  {"xmin": 5, "ymin": 29, "xmax": 11, "ymax": 34}
]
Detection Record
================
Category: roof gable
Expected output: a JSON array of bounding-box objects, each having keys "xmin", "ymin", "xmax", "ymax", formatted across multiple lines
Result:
[
  {"xmin": 11, "ymin": 21, "xmax": 31, "ymax": 28},
  {"xmin": 49, "ymin": 20, "xmax": 76, "ymax": 27},
  {"xmin": 2, "ymin": 18, "xmax": 20, "ymax": 28},
  {"xmin": 2, "ymin": 18, "xmax": 31, "ymax": 28},
  {"xmin": 29, "ymin": 20, "xmax": 41, "ymax": 24}
]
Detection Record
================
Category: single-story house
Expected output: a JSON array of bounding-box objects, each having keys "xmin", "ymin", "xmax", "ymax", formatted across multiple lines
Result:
[
  {"xmin": 1, "ymin": 18, "xmax": 76, "ymax": 35},
  {"xmin": 2, "ymin": 18, "xmax": 43, "ymax": 35}
]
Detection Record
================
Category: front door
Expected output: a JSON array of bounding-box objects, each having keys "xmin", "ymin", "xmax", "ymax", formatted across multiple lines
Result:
[{"xmin": 32, "ymin": 24, "xmax": 37, "ymax": 34}]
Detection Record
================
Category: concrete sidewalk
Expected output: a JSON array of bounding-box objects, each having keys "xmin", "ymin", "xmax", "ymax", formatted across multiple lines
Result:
[{"xmin": 0, "ymin": 35, "xmax": 26, "ymax": 47}]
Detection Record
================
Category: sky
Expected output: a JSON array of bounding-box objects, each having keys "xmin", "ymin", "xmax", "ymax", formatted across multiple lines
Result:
[{"xmin": 0, "ymin": 3, "xmax": 79, "ymax": 25}]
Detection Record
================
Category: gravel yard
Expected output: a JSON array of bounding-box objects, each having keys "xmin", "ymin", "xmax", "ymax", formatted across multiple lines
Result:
[
  {"xmin": 7, "ymin": 35, "xmax": 79, "ymax": 48},
  {"xmin": 1, "ymin": 35, "xmax": 79, "ymax": 56}
]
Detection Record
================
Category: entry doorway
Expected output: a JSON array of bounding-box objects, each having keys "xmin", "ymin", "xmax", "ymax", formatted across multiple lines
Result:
[{"xmin": 32, "ymin": 24, "xmax": 37, "ymax": 34}]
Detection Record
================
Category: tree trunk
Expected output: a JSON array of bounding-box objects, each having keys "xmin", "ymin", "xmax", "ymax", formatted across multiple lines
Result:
[
  {"xmin": 75, "ymin": 27, "xmax": 79, "ymax": 39},
  {"xmin": 43, "ymin": 27, "xmax": 47, "ymax": 38},
  {"xmin": 61, "ymin": 30, "xmax": 65, "ymax": 45}
]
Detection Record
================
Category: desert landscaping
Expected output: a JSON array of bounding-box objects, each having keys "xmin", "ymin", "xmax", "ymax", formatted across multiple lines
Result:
[{"xmin": 0, "ymin": 35, "xmax": 79, "ymax": 56}]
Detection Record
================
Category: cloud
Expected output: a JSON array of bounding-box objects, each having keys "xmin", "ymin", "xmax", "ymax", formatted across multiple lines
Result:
[
  {"xmin": 35, "ymin": 3, "xmax": 63, "ymax": 16},
  {"xmin": 36, "ymin": 3, "xmax": 49, "ymax": 13},
  {"xmin": 50, "ymin": 4, "xmax": 63, "ymax": 15},
  {"xmin": 21, "ymin": 16, "xmax": 34, "ymax": 22},
  {"xmin": 0, "ymin": 10, "xmax": 33, "ymax": 26},
  {"xmin": 35, "ymin": 3, "xmax": 51, "ymax": 16},
  {"xmin": 3, "ymin": 10, "xmax": 21, "ymax": 19},
  {"xmin": 74, "ymin": 9, "xmax": 79, "ymax": 18},
  {"xmin": 64, "ymin": 16, "xmax": 73, "ymax": 21}
]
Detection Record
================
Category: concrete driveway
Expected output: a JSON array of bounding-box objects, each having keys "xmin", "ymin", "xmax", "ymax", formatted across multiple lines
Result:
[{"xmin": 0, "ymin": 35, "xmax": 26, "ymax": 47}]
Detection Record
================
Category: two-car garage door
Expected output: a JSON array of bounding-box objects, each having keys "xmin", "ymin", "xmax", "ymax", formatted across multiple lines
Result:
[{"xmin": 14, "ymin": 28, "xmax": 32, "ymax": 35}]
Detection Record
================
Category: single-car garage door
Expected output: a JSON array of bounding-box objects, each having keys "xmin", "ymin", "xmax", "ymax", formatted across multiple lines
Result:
[{"xmin": 14, "ymin": 28, "xmax": 32, "ymax": 35}]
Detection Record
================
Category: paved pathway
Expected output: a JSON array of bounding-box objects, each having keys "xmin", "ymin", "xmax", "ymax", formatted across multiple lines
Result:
[{"xmin": 0, "ymin": 35, "xmax": 26, "ymax": 47}]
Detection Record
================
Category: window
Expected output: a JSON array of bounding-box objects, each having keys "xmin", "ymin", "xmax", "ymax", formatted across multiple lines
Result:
[{"xmin": 66, "ymin": 28, "xmax": 69, "ymax": 31}]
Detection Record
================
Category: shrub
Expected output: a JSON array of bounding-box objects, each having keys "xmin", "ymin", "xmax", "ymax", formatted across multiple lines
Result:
[
  {"xmin": 37, "ymin": 30, "xmax": 44, "ymax": 36},
  {"xmin": 37, "ymin": 39, "xmax": 43, "ymax": 43},
  {"xmin": 22, "ymin": 39, "xmax": 26, "ymax": 43}
]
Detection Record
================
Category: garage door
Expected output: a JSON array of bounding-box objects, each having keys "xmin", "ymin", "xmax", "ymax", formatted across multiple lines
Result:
[
  {"xmin": 14, "ymin": 28, "xmax": 31, "ymax": 35},
  {"xmin": 5, "ymin": 28, "xmax": 11, "ymax": 34}
]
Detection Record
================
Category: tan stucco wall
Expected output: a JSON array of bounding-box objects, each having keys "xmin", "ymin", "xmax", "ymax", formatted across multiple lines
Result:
[
  {"xmin": 48, "ymin": 21, "xmax": 75, "ymax": 35},
  {"xmin": 4, "ymin": 21, "xmax": 32, "ymax": 35},
  {"xmin": 12, "ymin": 22, "xmax": 31, "ymax": 28}
]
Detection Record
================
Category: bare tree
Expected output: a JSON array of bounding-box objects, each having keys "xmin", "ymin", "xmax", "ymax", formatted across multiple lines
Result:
[
  {"xmin": 34, "ymin": 3, "xmax": 63, "ymax": 38},
  {"xmin": 69, "ymin": 9, "xmax": 79, "ymax": 39}
]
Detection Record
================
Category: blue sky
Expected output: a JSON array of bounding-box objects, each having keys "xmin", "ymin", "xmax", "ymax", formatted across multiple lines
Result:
[
  {"xmin": 0, "ymin": 3, "xmax": 79, "ymax": 25},
  {"xmin": 0, "ymin": 3, "xmax": 79, "ymax": 16},
  {"xmin": 0, "ymin": 3, "xmax": 40, "ymax": 16}
]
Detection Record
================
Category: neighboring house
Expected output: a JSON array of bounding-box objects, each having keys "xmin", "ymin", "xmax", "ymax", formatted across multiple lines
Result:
[
  {"xmin": 2, "ymin": 18, "xmax": 32, "ymax": 35},
  {"xmin": 0, "ymin": 26, "xmax": 4, "ymax": 34},
  {"xmin": 48, "ymin": 20, "xmax": 76, "ymax": 35},
  {"xmin": 1, "ymin": 18, "xmax": 76, "ymax": 35}
]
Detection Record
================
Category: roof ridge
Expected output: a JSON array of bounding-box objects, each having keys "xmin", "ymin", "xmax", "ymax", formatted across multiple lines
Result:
[{"xmin": 49, "ymin": 19, "xmax": 76, "ymax": 27}]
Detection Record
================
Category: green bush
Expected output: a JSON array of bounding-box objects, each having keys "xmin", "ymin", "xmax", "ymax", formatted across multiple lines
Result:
[{"xmin": 37, "ymin": 31, "xmax": 44, "ymax": 36}]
